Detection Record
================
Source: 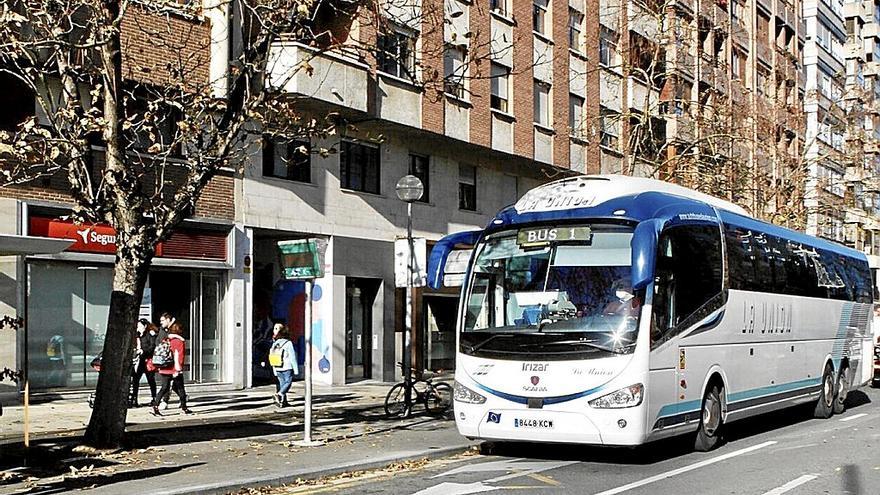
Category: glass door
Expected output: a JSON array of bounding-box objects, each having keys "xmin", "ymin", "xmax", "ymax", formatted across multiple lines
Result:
[{"xmin": 192, "ymin": 272, "xmax": 223, "ymax": 383}]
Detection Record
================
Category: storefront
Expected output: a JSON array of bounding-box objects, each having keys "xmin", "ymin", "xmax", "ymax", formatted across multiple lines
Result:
[{"xmin": 25, "ymin": 214, "xmax": 232, "ymax": 390}]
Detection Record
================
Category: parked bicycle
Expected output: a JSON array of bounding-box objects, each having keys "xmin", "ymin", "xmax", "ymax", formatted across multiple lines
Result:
[{"xmin": 385, "ymin": 363, "xmax": 452, "ymax": 418}]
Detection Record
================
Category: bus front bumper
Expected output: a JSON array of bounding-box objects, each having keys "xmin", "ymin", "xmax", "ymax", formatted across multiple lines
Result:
[{"xmin": 454, "ymin": 402, "xmax": 646, "ymax": 446}]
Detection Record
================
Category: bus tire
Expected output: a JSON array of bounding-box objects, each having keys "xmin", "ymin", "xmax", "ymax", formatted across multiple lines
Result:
[
  {"xmin": 694, "ymin": 384, "xmax": 724, "ymax": 452},
  {"xmin": 833, "ymin": 364, "xmax": 849, "ymax": 415},
  {"xmin": 813, "ymin": 363, "xmax": 835, "ymax": 419}
]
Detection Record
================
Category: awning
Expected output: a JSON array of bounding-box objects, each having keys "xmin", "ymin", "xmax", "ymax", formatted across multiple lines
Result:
[{"xmin": 0, "ymin": 233, "xmax": 74, "ymax": 256}]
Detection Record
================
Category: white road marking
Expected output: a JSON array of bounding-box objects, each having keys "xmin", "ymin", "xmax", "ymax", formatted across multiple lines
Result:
[
  {"xmin": 839, "ymin": 413, "xmax": 868, "ymax": 422},
  {"xmin": 760, "ymin": 474, "xmax": 819, "ymax": 495},
  {"xmin": 416, "ymin": 458, "xmax": 577, "ymax": 495},
  {"xmin": 593, "ymin": 441, "xmax": 778, "ymax": 495}
]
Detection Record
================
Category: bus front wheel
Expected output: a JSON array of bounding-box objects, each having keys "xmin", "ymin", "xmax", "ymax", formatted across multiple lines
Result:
[
  {"xmin": 694, "ymin": 384, "xmax": 724, "ymax": 452},
  {"xmin": 813, "ymin": 363, "xmax": 835, "ymax": 419}
]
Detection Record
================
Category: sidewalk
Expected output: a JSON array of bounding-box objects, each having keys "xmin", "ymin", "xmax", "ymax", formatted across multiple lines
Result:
[{"xmin": 0, "ymin": 380, "xmax": 476, "ymax": 494}]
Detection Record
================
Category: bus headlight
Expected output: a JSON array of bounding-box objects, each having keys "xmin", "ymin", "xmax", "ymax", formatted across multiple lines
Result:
[
  {"xmin": 588, "ymin": 384, "xmax": 644, "ymax": 409},
  {"xmin": 454, "ymin": 381, "xmax": 487, "ymax": 404}
]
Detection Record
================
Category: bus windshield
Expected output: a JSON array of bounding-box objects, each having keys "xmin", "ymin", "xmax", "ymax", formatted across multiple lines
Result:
[{"xmin": 462, "ymin": 224, "xmax": 639, "ymax": 358}]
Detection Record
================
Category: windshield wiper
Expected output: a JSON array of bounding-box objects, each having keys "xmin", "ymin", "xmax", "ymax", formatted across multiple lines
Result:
[
  {"xmin": 464, "ymin": 333, "xmax": 512, "ymax": 353},
  {"xmin": 518, "ymin": 339, "xmax": 622, "ymax": 354}
]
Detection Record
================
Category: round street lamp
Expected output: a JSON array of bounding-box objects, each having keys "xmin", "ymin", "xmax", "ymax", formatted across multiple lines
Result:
[
  {"xmin": 396, "ymin": 174, "xmax": 423, "ymax": 417},
  {"xmin": 395, "ymin": 175, "xmax": 424, "ymax": 203}
]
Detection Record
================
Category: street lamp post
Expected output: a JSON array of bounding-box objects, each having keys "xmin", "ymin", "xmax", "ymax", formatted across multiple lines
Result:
[{"xmin": 395, "ymin": 175, "xmax": 423, "ymax": 417}]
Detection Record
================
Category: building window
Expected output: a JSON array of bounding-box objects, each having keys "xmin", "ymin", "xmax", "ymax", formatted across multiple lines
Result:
[
  {"xmin": 569, "ymin": 94, "xmax": 585, "ymax": 137},
  {"xmin": 459, "ymin": 163, "xmax": 477, "ymax": 211},
  {"xmin": 340, "ymin": 141, "xmax": 380, "ymax": 194},
  {"xmin": 756, "ymin": 67, "xmax": 770, "ymax": 96},
  {"xmin": 377, "ymin": 26, "xmax": 417, "ymax": 80},
  {"xmin": 490, "ymin": 63, "xmax": 510, "ymax": 112},
  {"xmin": 124, "ymin": 89, "xmax": 183, "ymax": 156},
  {"xmin": 533, "ymin": 0, "xmax": 549, "ymax": 35},
  {"xmin": 533, "ymin": 80, "xmax": 551, "ymax": 127},
  {"xmin": 731, "ymin": 49, "xmax": 746, "ymax": 80},
  {"xmin": 409, "ymin": 154, "xmax": 430, "ymax": 203},
  {"xmin": 600, "ymin": 107, "xmax": 620, "ymax": 150},
  {"xmin": 444, "ymin": 44, "xmax": 467, "ymax": 99},
  {"xmin": 599, "ymin": 26, "xmax": 620, "ymax": 67},
  {"xmin": 731, "ymin": 0, "xmax": 745, "ymax": 27},
  {"xmin": 569, "ymin": 8, "xmax": 584, "ymax": 51},
  {"xmin": 490, "ymin": 0, "xmax": 508, "ymax": 17},
  {"xmin": 262, "ymin": 137, "xmax": 311, "ymax": 183},
  {"xmin": 0, "ymin": 72, "xmax": 34, "ymax": 132}
]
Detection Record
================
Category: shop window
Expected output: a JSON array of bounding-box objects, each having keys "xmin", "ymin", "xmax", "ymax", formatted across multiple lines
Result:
[
  {"xmin": 459, "ymin": 163, "xmax": 476, "ymax": 211},
  {"xmin": 409, "ymin": 153, "xmax": 430, "ymax": 203},
  {"xmin": 340, "ymin": 140, "xmax": 380, "ymax": 194},
  {"xmin": 262, "ymin": 136, "xmax": 311, "ymax": 183}
]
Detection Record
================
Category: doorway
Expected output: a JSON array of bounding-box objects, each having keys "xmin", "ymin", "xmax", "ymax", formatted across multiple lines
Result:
[
  {"xmin": 422, "ymin": 296, "xmax": 458, "ymax": 371},
  {"xmin": 345, "ymin": 278, "xmax": 379, "ymax": 382},
  {"xmin": 150, "ymin": 270, "xmax": 224, "ymax": 383}
]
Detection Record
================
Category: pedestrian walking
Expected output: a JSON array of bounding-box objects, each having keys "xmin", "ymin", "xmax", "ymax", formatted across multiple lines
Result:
[
  {"xmin": 151, "ymin": 313, "xmax": 193, "ymax": 416},
  {"xmin": 130, "ymin": 318, "xmax": 158, "ymax": 407},
  {"xmin": 269, "ymin": 323, "xmax": 298, "ymax": 408}
]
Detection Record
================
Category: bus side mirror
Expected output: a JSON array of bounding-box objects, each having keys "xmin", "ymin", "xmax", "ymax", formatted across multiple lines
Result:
[
  {"xmin": 427, "ymin": 230, "xmax": 482, "ymax": 289},
  {"xmin": 632, "ymin": 220, "xmax": 662, "ymax": 290}
]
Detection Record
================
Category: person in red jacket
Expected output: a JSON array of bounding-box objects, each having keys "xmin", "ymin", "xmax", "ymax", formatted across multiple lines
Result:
[{"xmin": 151, "ymin": 317, "xmax": 193, "ymax": 416}]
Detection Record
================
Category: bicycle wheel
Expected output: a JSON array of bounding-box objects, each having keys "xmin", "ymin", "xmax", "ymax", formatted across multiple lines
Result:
[
  {"xmin": 425, "ymin": 382, "xmax": 452, "ymax": 415},
  {"xmin": 384, "ymin": 383, "xmax": 409, "ymax": 418}
]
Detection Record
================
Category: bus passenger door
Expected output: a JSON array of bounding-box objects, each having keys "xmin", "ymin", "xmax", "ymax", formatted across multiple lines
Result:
[{"xmin": 647, "ymin": 233, "xmax": 681, "ymax": 431}]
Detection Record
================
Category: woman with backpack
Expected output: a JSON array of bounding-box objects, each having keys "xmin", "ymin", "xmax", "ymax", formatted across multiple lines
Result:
[
  {"xmin": 151, "ymin": 314, "xmax": 193, "ymax": 416},
  {"xmin": 269, "ymin": 323, "xmax": 298, "ymax": 408},
  {"xmin": 130, "ymin": 318, "xmax": 158, "ymax": 407}
]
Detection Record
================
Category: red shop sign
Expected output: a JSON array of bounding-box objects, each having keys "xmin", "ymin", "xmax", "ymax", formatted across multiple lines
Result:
[{"xmin": 28, "ymin": 216, "xmax": 164, "ymax": 256}]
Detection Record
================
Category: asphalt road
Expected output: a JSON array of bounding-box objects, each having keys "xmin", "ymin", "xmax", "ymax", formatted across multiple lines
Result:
[{"xmin": 286, "ymin": 384, "xmax": 880, "ymax": 495}]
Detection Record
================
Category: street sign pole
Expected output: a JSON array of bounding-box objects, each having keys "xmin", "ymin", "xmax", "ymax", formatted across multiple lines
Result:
[
  {"xmin": 278, "ymin": 238, "xmax": 326, "ymax": 448},
  {"xmin": 292, "ymin": 279, "xmax": 322, "ymax": 446}
]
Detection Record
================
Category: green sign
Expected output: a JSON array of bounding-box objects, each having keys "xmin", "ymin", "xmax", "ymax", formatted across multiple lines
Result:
[
  {"xmin": 517, "ymin": 226, "xmax": 592, "ymax": 247},
  {"xmin": 277, "ymin": 239, "xmax": 326, "ymax": 279}
]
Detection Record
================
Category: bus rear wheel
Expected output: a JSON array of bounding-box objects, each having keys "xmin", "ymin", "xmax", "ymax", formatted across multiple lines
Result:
[
  {"xmin": 694, "ymin": 384, "xmax": 724, "ymax": 452},
  {"xmin": 833, "ymin": 364, "xmax": 849, "ymax": 415},
  {"xmin": 813, "ymin": 363, "xmax": 835, "ymax": 419}
]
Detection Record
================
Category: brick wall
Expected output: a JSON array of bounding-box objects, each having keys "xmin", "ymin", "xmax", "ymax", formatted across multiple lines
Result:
[
  {"xmin": 120, "ymin": 5, "xmax": 212, "ymax": 88},
  {"xmin": 552, "ymin": 0, "xmax": 571, "ymax": 169},
  {"xmin": 512, "ymin": 0, "xmax": 535, "ymax": 158},
  {"xmin": 469, "ymin": 5, "xmax": 492, "ymax": 149},
  {"xmin": 584, "ymin": 0, "xmax": 601, "ymax": 173},
  {"xmin": 421, "ymin": 0, "xmax": 446, "ymax": 134}
]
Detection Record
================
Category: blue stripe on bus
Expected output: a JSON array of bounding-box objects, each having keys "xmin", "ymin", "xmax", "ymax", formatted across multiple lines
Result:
[
  {"xmin": 472, "ymin": 380, "xmax": 611, "ymax": 405},
  {"xmin": 657, "ymin": 377, "xmax": 823, "ymax": 420}
]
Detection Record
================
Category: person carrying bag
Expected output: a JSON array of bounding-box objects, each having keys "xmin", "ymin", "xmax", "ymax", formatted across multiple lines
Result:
[{"xmin": 269, "ymin": 323, "xmax": 298, "ymax": 408}]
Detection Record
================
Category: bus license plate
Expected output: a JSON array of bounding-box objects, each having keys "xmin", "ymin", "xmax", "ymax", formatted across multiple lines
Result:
[{"xmin": 513, "ymin": 418, "xmax": 554, "ymax": 429}]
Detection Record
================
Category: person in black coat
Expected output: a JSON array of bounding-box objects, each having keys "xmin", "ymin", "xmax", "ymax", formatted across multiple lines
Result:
[{"xmin": 130, "ymin": 318, "xmax": 158, "ymax": 407}]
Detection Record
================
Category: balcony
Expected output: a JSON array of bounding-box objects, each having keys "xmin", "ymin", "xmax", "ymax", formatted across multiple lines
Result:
[
  {"xmin": 714, "ymin": 66, "xmax": 730, "ymax": 95},
  {"xmin": 715, "ymin": 4, "xmax": 730, "ymax": 30},
  {"xmin": 675, "ymin": 0, "xmax": 695, "ymax": 14},
  {"xmin": 730, "ymin": 79, "xmax": 749, "ymax": 105},
  {"xmin": 699, "ymin": 54, "xmax": 715, "ymax": 84},
  {"xmin": 699, "ymin": 0, "xmax": 714, "ymax": 20},
  {"xmin": 628, "ymin": 76, "xmax": 660, "ymax": 113},
  {"xmin": 755, "ymin": 41, "xmax": 773, "ymax": 65},
  {"xmin": 673, "ymin": 47, "xmax": 696, "ymax": 76},
  {"xmin": 775, "ymin": 0, "xmax": 794, "ymax": 27},
  {"xmin": 667, "ymin": 113, "xmax": 696, "ymax": 142},
  {"xmin": 268, "ymin": 40, "xmax": 369, "ymax": 114},
  {"xmin": 731, "ymin": 22, "xmax": 749, "ymax": 48}
]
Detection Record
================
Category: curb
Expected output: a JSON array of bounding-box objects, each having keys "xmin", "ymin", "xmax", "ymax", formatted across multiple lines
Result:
[{"xmin": 153, "ymin": 442, "xmax": 476, "ymax": 495}]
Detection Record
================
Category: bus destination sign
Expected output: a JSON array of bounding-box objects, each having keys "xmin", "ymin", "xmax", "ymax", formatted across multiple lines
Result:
[{"xmin": 517, "ymin": 226, "xmax": 592, "ymax": 246}]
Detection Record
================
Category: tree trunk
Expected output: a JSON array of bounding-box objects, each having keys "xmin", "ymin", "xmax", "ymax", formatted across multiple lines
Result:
[{"xmin": 83, "ymin": 248, "xmax": 152, "ymax": 448}]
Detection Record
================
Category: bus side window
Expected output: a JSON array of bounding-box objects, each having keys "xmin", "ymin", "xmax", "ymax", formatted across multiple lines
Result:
[{"xmin": 652, "ymin": 235, "xmax": 675, "ymax": 342}]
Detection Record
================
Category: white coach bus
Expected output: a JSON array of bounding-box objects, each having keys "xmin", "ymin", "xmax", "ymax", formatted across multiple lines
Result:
[{"xmin": 427, "ymin": 175, "xmax": 875, "ymax": 451}]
